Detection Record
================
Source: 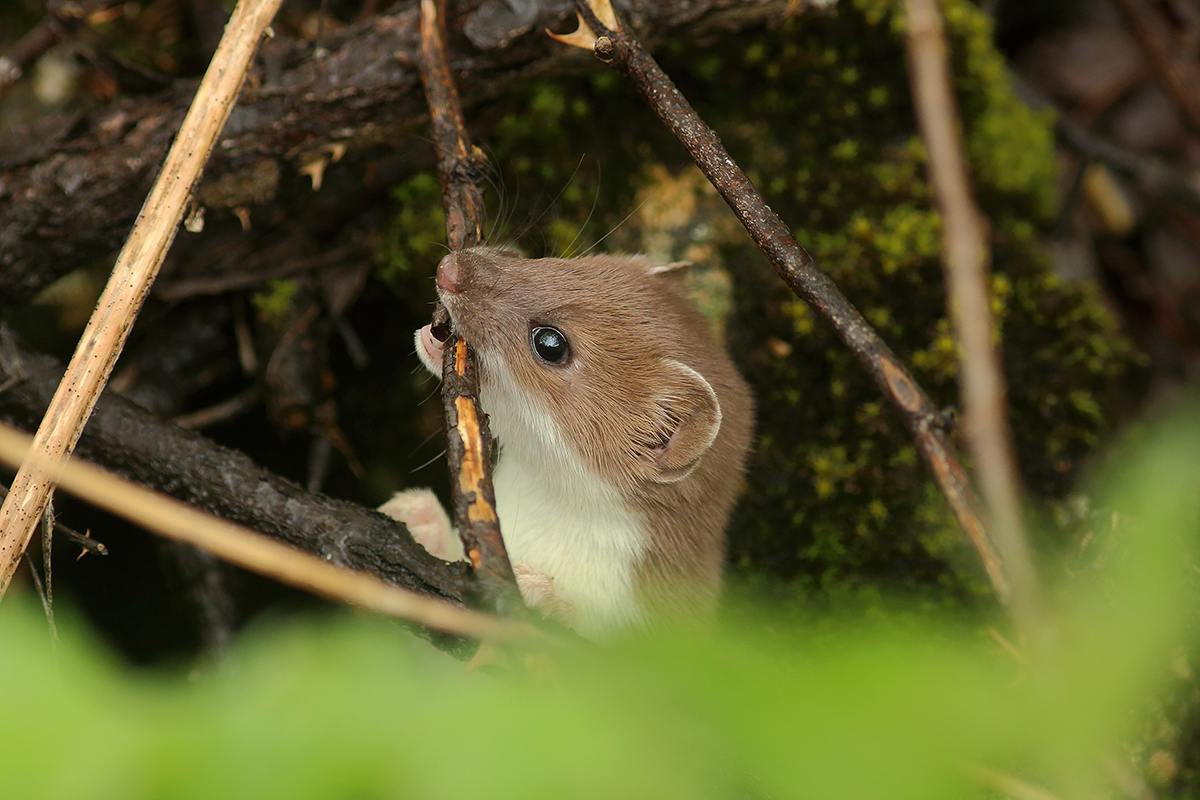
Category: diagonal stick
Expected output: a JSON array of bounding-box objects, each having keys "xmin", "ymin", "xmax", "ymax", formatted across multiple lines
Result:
[
  {"xmin": 0, "ymin": 0, "xmax": 285, "ymax": 598},
  {"xmin": 0, "ymin": 423, "xmax": 542, "ymax": 643},
  {"xmin": 557, "ymin": 0, "xmax": 1010, "ymax": 603}
]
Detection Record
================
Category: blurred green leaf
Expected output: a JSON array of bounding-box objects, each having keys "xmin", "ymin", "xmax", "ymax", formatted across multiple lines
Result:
[{"xmin": 2, "ymin": 409, "xmax": 1198, "ymax": 799}]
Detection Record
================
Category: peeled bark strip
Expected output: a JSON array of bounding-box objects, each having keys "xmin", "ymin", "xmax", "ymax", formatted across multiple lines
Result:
[{"xmin": 419, "ymin": 0, "xmax": 524, "ymax": 619}]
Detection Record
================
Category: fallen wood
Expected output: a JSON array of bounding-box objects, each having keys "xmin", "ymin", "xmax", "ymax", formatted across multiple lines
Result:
[
  {"xmin": 0, "ymin": 336, "xmax": 476, "ymax": 608},
  {"xmin": 0, "ymin": 0, "xmax": 788, "ymax": 304}
]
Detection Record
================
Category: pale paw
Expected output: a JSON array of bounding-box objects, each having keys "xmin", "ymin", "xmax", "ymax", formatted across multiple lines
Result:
[
  {"xmin": 514, "ymin": 563, "xmax": 575, "ymax": 623},
  {"xmin": 379, "ymin": 488, "xmax": 464, "ymax": 562}
]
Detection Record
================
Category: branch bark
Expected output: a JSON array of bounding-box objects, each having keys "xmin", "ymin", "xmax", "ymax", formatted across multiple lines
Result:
[
  {"xmin": 0, "ymin": 0, "xmax": 789, "ymax": 305},
  {"xmin": 565, "ymin": 0, "xmax": 1010, "ymax": 603},
  {"xmin": 905, "ymin": 0, "xmax": 1039, "ymax": 635},
  {"xmin": 0, "ymin": 335, "xmax": 475, "ymax": 610},
  {"xmin": 418, "ymin": 0, "xmax": 524, "ymax": 618},
  {"xmin": 0, "ymin": 422, "xmax": 536, "ymax": 643}
]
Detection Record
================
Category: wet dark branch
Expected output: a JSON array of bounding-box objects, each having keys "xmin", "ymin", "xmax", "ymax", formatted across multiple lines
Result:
[
  {"xmin": 0, "ymin": 0, "xmax": 788, "ymax": 305},
  {"xmin": 1013, "ymin": 73, "xmax": 1200, "ymax": 217},
  {"xmin": 570, "ymin": 1, "xmax": 1010, "ymax": 602},
  {"xmin": 418, "ymin": 0, "xmax": 524, "ymax": 618},
  {"xmin": 0, "ymin": 0, "xmax": 122, "ymax": 98},
  {"xmin": 0, "ymin": 335, "xmax": 476, "ymax": 610}
]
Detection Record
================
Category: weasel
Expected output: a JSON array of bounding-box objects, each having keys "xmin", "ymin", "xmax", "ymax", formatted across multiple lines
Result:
[{"xmin": 381, "ymin": 247, "xmax": 753, "ymax": 639}]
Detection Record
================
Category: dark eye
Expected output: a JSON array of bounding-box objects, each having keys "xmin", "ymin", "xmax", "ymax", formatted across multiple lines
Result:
[{"xmin": 530, "ymin": 326, "xmax": 570, "ymax": 365}]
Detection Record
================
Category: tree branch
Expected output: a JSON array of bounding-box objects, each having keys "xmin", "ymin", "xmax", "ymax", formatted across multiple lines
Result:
[
  {"xmin": 0, "ymin": 0, "xmax": 286, "ymax": 598},
  {"xmin": 564, "ymin": 0, "xmax": 1010, "ymax": 603},
  {"xmin": 0, "ymin": 422, "xmax": 539, "ymax": 643},
  {"xmin": 0, "ymin": 335, "xmax": 475, "ymax": 610},
  {"xmin": 905, "ymin": 0, "xmax": 1040, "ymax": 635},
  {"xmin": 418, "ymin": 0, "xmax": 523, "ymax": 618},
  {"xmin": 0, "ymin": 0, "xmax": 789, "ymax": 305}
]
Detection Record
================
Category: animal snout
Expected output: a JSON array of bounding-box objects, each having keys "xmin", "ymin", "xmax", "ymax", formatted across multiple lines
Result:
[{"xmin": 436, "ymin": 253, "xmax": 461, "ymax": 293}]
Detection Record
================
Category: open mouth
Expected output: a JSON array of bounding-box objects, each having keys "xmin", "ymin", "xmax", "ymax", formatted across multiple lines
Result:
[{"xmin": 415, "ymin": 323, "xmax": 444, "ymax": 376}]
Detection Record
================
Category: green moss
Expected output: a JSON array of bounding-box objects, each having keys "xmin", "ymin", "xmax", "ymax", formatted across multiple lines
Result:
[
  {"xmin": 251, "ymin": 279, "xmax": 299, "ymax": 327},
  {"xmin": 373, "ymin": 0, "xmax": 1135, "ymax": 613},
  {"xmin": 374, "ymin": 173, "xmax": 447, "ymax": 293},
  {"xmin": 658, "ymin": 0, "xmax": 1133, "ymax": 604}
]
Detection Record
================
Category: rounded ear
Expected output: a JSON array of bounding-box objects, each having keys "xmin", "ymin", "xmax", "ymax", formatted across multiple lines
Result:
[{"xmin": 645, "ymin": 360, "xmax": 722, "ymax": 483}]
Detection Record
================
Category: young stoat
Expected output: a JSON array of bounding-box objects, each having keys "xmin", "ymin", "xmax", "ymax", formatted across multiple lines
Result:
[{"xmin": 382, "ymin": 247, "xmax": 753, "ymax": 639}]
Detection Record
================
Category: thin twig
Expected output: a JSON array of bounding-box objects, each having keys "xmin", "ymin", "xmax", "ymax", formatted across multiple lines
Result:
[
  {"xmin": 38, "ymin": 503, "xmax": 57, "ymax": 641},
  {"xmin": 559, "ymin": 0, "xmax": 1011, "ymax": 603},
  {"xmin": 904, "ymin": 0, "xmax": 1039, "ymax": 636},
  {"xmin": 1013, "ymin": 73, "xmax": 1200, "ymax": 217},
  {"xmin": 57, "ymin": 523, "xmax": 107, "ymax": 556},
  {"xmin": 0, "ymin": 0, "xmax": 121, "ymax": 99},
  {"xmin": 417, "ymin": 0, "xmax": 525, "ymax": 618},
  {"xmin": 173, "ymin": 385, "xmax": 261, "ymax": 430},
  {"xmin": 0, "ymin": 0, "xmax": 285, "ymax": 599},
  {"xmin": 1114, "ymin": 0, "xmax": 1200, "ymax": 134},
  {"xmin": 0, "ymin": 482, "xmax": 108, "ymax": 556},
  {"xmin": 0, "ymin": 423, "xmax": 545, "ymax": 644}
]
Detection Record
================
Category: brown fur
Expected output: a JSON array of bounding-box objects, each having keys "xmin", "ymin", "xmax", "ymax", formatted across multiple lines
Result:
[{"xmin": 439, "ymin": 247, "xmax": 754, "ymax": 626}]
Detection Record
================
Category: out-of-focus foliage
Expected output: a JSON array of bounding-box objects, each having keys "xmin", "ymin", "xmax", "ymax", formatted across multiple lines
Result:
[
  {"xmin": 375, "ymin": 0, "xmax": 1136, "ymax": 608},
  {"xmin": 3, "ymin": 407, "xmax": 1198, "ymax": 799}
]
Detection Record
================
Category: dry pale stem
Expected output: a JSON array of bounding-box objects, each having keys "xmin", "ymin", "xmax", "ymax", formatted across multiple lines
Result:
[
  {"xmin": 0, "ymin": 424, "xmax": 541, "ymax": 643},
  {"xmin": 0, "ymin": 0, "xmax": 285, "ymax": 597},
  {"xmin": 904, "ymin": 0, "xmax": 1040, "ymax": 633},
  {"xmin": 564, "ymin": 0, "xmax": 1010, "ymax": 601}
]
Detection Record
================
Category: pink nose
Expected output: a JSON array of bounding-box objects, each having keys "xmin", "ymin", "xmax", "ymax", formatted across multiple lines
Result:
[{"xmin": 436, "ymin": 253, "xmax": 460, "ymax": 293}]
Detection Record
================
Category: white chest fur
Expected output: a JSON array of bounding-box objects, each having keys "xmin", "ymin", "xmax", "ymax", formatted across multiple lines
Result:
[{"xmin": 482, "ymin": 355, "xmax": 648, "ymax": 639}]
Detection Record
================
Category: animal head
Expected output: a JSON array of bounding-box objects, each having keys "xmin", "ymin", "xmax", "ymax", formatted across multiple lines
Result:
[{"xmin": 431, "ymin": 247, "xmax": 725, "ymax": 489}]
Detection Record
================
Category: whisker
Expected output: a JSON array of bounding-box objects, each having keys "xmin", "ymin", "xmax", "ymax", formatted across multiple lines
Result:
[
  {"xmin": 418, "ymin": 381, "xmax": 443, "ymax": 404},
  {"xmin": 408, "ymin": 426, "xmax": 444, "ymax": 458},
  {"xmin": 577, "ymin": 195, "xmax": 650, "ymax": 258},
  {"xmin": 410, "ymin": 447, "xmax": 447, "ymax": 473},
  {"xmin": 509, "ymin": 155, "xmax": 590, "ymax": 254},
  {"xmin": 561, "ymin": 161, "xmax": 603, "ymax": 258}
]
